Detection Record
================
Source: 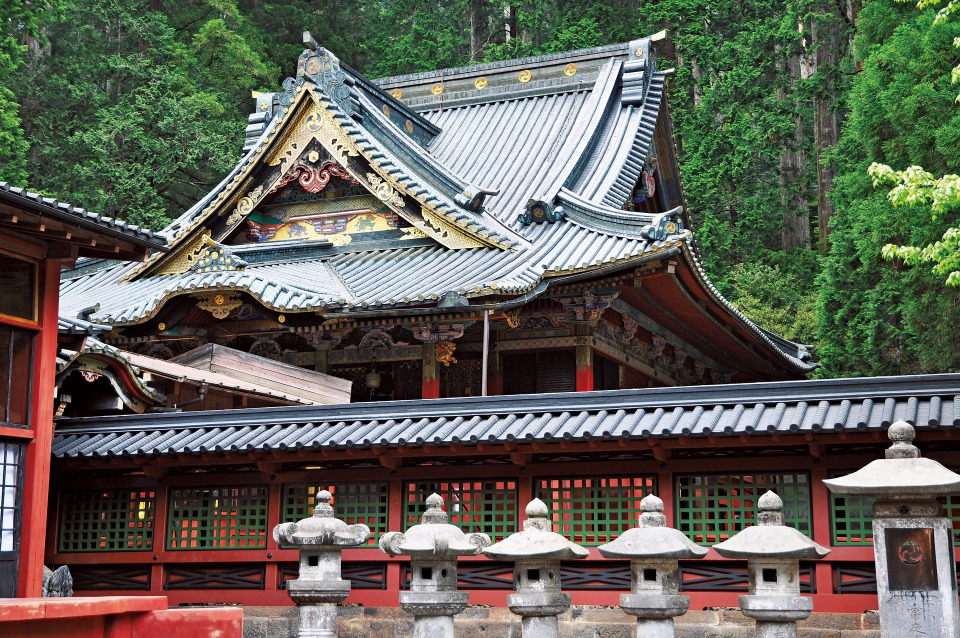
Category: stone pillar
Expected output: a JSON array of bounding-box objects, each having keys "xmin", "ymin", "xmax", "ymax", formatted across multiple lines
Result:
[
  {"xmin": 484, "ymin": 499, "xmax": 589, "ymax": 638},
  {"xmin": 824, "ymin": 420, "xmax": 960, "ymax": 638},
  {"xmin": 597, "ymin": 494, "xmax": 707, "ymax": 638},
  {"xmin": 380, "ymin": 493, "xmax": 491, "ymax": 638},
  {"xmin": 273, "ymin": 491, "xmax": 370, "ymax": 638},
  {"xmin": 713, "ymin": 491, "xmax": 830, "ymax": 638}
]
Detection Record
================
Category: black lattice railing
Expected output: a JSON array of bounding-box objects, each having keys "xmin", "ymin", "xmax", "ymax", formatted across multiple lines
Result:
[
  {"xmin": 165, "ymin": 564, "xmax": 265, "ymax": 590},
  {"xmin": 679, "ymin": 561, "xmax": 815, "ymax": 594},
  {"xmin": 401, "ymin": 562, "xmax": 515, "ymax": 590},
  {"xmin": 535, "ymin": 475, "xmax": 657, "ymax": 546},
  {"xmin": 167, "ymin": 486, "xmax": 268, "ymax": 550},
  {"xmin": 58, "ymin": 489, "xmax": 156, "ymax": 552},
  {"xmin": 404, "ymin": 480, "xmax": 517, "ymax": 542},
  {"xmin": 833, "ymin": 563, "xmax": 877, "ymax": 594},
  {"xmin": 279, "ymin": 561, "xmax": 387, "ymax": 590},
  {"xmin": 70, "ymin": 564, "xmax": 151, "ymax": 590},
  {"xmin": 559, "ymin": 562, "xmax": 632, "ymax": 590}
]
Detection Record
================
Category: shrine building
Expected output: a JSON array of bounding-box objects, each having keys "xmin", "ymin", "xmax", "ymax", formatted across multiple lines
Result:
[{"xmin": 41, "ymin": 33, "xmax": 960, "ymax": 617}]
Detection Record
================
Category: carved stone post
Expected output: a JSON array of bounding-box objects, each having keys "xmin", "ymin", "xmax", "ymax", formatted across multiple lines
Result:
[
  {"xmin": 483, "ymin": 499, "xmax": 589, "ymax": 638},
  {"xmin": 597, "ymin": 494, "xmax": 707, "ymax": 638},
  {"xmin": 825, "ymin": 420, "xmax": 960, "ymax": 638},
  {"xmin": 273, "ymin": 490, "xmax": 370, "ymax": 638},
  {"xmin": 380, "ymin": 493, "xmax": 491, "ymax": 637},
  {"xmin": 713, "ymin": 491, "xmax": 830, "ymax": 638}
]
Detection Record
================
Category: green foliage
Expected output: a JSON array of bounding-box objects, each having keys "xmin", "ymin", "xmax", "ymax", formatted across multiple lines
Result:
[
  {"xmin": 727, "ymin": 257, "xmax": 820, "ymax": 344},
  {"xmin": 0, "ymin": 0, "xmax": 63, "ymax": 186},
  {"xmin": 9, "ymin": 0, "xmax": 277, "ymax": 228},
  {"xmin": 815, "ymin": 0, "xmax": 960, "ymax": 375}
]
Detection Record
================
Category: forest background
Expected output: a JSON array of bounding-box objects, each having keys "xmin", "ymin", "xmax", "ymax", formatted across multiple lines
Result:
[{"xmin": 2, "ymin": 0, "xmax": 959, "ymax": 378}]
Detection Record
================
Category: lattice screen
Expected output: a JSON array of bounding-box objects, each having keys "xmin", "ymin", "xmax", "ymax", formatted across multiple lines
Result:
[
  {"xmin": 675, "ymin": 473, "xmax": 811, "ymax": 544},
  {"xmin": 167, "ymin": 486, "xmax": 268, "ymax": 550},
  {"xmin": 404, "ymin": 480, "xmax": 517, "ymax": 542},
  {"xmin": 282, "ymin": 482, "xmax": 388, "ymax": 546},
  {"xmin": 58, "ymin": 489, "xmax": 155, "ymax": 552},
  {"xmin": 534, "ymin": 475, "xmax": 657, "ymax": 545}
]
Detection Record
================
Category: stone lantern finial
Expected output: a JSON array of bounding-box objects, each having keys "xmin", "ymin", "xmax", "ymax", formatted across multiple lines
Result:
[
  {"xmin": 421, "ymin": 493, "xmax": 448, "ymax": 524},
  {"xmin": 313, "ymin": 490, "xmax": 333, "ymax": 516},
  {"xmin": 886, "ymin": 420, "xmax": 920, "ymax": 459},
  {"xmin": 757, "ymin": 490, "xmax": 784, "ymax": 526},
  {"xmin": 638, "ymin": 493, "xmax": 666, "ymax": 528}
]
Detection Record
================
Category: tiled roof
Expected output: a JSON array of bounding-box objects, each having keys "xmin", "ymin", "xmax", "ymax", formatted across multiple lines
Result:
[
  {"xmin": 50, "ymin": 374, "xmax": 960, "ymax": 459},
  {"xmin": 0, "ymin": 182, "xmax": 166, "ymax": 248},
  {"xmin": 57, "ymin": 36, "xmax": 812, "ymax": 375}
]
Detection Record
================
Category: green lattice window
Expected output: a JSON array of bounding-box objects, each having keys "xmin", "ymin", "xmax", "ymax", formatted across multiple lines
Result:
[
  {"xmin": 167, "ymin": 486, "xmax": 268, "ymax": 550},
  {"xmin": 282, "ymin": 482, "xmax": 388, "ymax": 546},
  {"xmin": 831, "ymin": 474, "xmax": 960, "ymax": 545},
  {"xmin": 534, "ymin": 475, "xmax": 657, "ymax": 545},
  {"xmin": 676, "ymin": 473, "xmax": 811, "ymax": 545},
  {"xmin": 58, "ymin": 490, "xmax": 155, "ymax": 552},
  {"xmin": 405, "ymin": 480, "xmax": 517, "ymax": 542}
]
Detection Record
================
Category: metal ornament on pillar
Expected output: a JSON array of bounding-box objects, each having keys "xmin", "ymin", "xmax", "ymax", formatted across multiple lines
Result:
[
  {"xmin": 273, "ymin": 490, "xmax": 371, "ymax": 638},
  {"xmin": 598, "ymin": 494, "xmax": 707, "ymax": 638},
  {"xmin": 483, "ymin": 499, "xmax": 589, "ymax": 638},
  {"xmin": 824, "ymin": 420, "xmax": 960, "ymax": 638},
  {"xmin": 713, "ymin": 491, "xmax": 830, "ymax": 638},
  {"xmin": 380, "ymin": 493, "xmax": 491, "ymax": 637}
]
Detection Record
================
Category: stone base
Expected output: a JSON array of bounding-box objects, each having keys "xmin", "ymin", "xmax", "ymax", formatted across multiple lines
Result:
[{"xmin": 241, "ymin": 606, "xmax": 881, "ymax": 638}]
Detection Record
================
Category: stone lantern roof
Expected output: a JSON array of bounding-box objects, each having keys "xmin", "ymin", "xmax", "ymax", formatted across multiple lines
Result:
[
  {"xmin": 713, "ymin": 491, "xmax": 830, "ymax": 560},
  {"xmin": 484, "ymin": 499, "xmax": 589, "ymax": 561},
  {"xmin": 597, "ymin": 494, "xmax": 708, "ymax": 560},
  {"xmin": 273, "ymin": 490, "xmax": 370, "ymax": 547},
  {"xmin": 380, "ymin": 493, "xmax": 491, "ymax": 557},
  {"xmin": 823, "ymin": 419, "xmax": 960, "ymax": 497}
]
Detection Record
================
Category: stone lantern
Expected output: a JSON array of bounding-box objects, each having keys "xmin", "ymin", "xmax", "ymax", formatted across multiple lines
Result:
[
  {"xmin": 713, "ymin": 490, "xmax": 829, "ymax": 638},
  {"xmin": 824, "ymin": 420, "xmax": 960, "ymax": 638},
  {"xmin": 379, "ymin": 493, "xmax": 492, "ymax": 638},
  {"xmin": 273, "ymin": 490, "xmax": 370, "ymax": 638},
  {"xmin": 597, "ymin": 493, "xmax": 707, "ymax": 637},
  {"xmin": 483, "ymin": 498, "xmax": 589, "ymax": 638}
]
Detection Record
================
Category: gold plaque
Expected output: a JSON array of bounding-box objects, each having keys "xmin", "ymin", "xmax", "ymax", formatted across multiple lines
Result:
[
  {"xmin": 564, "ymin": 63, "xmax": 577, "ymax": 76},
  {"xmin": 382, "ymin": 103, "xmax": 391, "ymax": 118},
  {"xmin": 518, "ymin": 70, "xmax": 532, "ymax": 83},
  {"xmin": 431, "ymin": 83, "xmax": 444, "ymax": 95},
  {"xmin": 391, "ymin": 89, "xmax": 403, "ymax": 99},
  {"xmin": 475, "ymin": 77, "xmax": 488, "ymax": 89},
  {"xmin": 405, "ymin": 119, "xmax": 414, "ymax": 134}
]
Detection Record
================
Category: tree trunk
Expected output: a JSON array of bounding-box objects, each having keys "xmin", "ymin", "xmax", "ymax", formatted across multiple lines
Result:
[
  {"xmin": 469, "ymin": 0, "xmax": 484, "ymax": 62},
  {"xmin": 777, "ymin": 50, "xmax": 810, "ymax": 249},
  {"xmin": 811, "ymin": 5, "xmax": 843, "ymax": 242}
]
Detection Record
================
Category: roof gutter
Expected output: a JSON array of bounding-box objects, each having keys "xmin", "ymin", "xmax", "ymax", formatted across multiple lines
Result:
[{"xmin": 320, "ymin": 245, "xmax": 681, "ymax": 322}]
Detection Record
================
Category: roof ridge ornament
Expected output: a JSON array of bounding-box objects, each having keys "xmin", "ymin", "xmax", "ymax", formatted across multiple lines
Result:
[
  {"xmin": 621, "ymin": 35, "xmax": 657, "ymax": 106},
  {"xmin": 299, "ymin": 32, "xmax": 356, "ymax": 116},
  {"xmin": 639, "ymin": 207, "xmax": 684, "ymax": 241}
]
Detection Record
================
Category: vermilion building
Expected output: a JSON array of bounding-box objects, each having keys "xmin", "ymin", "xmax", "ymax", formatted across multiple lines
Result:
[
  {"xmin": 39, "ymin": 34, "xmax": 960, "ymax": 619},
  {"xmin": 0, "ymin": 181, "xmax": 165, "ymax": 597}
]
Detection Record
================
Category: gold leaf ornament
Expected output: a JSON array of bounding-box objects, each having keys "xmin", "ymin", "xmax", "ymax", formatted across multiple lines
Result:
[{"xmin": 518, "ymin": 70, "xmax": 532, "ymax": 83}]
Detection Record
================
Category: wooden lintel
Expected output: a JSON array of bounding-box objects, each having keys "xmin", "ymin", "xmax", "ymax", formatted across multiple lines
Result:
[
  {"xmin": 378, "ymin": 454, "xmax": 402, "ymax": 469},
  {"xmin": 510, "ymin": 452, "xmax": 531, "ymax": 466},
  {"xmin": 141, "ymin": 464, "xmax": 167, "ymax": 478},
  {"xmin": 945, "ymin": 430, "xmax": 953, "ymax": 439},
  {"xmin": 771, "ymin": 434, "xmax": 781, "ymax": 443},
  {"xmin": 530, "ymin": 442, "xmax": 547, "ymax": 450},
  {"xmin": 559, "ymin": 441, "xmax": 571, "ymax": 450},
  {"xmin": 707, "ymin": 436, "xmax": 718, "ymax": 444},
  {"xmin": 807, "ymin": 442, "xmax": 821, "ymax": 459},
  {"xmin": 651, "ymin": 446, "xmax": 670, "ymax": 462},
  {"xmin": 503, "ymin": 442, "xmax": 518, "ymax": 451},
  {"xmin": 256, "ymin": 461, "xmax": 283, "ymax": 473},
  {"xmin": 476, "ymin": 443, "xmax": 488, "ymax": 452}
]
